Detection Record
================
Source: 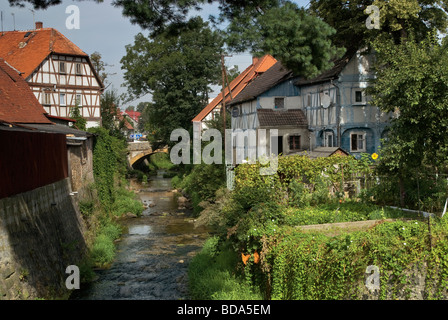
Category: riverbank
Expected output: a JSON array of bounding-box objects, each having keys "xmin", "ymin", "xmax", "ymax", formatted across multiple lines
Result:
[{"xmin": 71, "ymin": 172, "xmax": 211, "ymax": 300}]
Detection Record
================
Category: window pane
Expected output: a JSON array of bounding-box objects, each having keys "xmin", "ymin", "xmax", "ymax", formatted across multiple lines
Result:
[
  {"xmin": 351, "ymin": 134, "xmax": 358, "ymax": 151},
  {"xmin": 358, "ymin": 135, "xmax": 364, "ymax": 150},
  {"xmin": 275, "ymin": 98, "xmax": 284, "ymax": 109},
  {"xmin": 289, "ymin": 136, "xmax": 300, "ymax": 150},
  {"xmin": 355, "ymin": 91, "xmax": 363, "ymax": 103},
  {"xmin": 60, "ymin": 93, "xmax": 66, "ymax": 105}
]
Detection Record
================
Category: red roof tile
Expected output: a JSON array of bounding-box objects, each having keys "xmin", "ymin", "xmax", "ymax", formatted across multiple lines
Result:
[
  {"xmin": 0, "ymin": 28, "xmax": 88, "ymax": 79},
  {"xmin": 123, "ymin": 110, "xmax": 141, "ymax": 122},
  {"xmin": 192, "ymin": 55, "xmax": 277, "ymax": 123},
  {"xmin": 0, "ymin": 58, "xmax": 53, "ymax": 124}
]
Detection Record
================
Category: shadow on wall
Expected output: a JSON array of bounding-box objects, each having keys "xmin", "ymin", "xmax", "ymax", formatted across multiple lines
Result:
[{"xmin": 0, "ymin": 178, "xmax": 88, "ymax": 300}]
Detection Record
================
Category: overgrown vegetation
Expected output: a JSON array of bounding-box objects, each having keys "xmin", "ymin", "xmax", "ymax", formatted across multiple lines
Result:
[
  {"xmin": 188, "ymin": 154, "xmax": 448, "ymax": 300},
  {"xmin": 77, "ymin": 127, "xmax": 144, "ymax": 282}
]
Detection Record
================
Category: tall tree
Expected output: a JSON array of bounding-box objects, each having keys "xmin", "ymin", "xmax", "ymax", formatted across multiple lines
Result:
[
  {"xmin": 224, "ymin": 1, "xmax": 344, "ymax": 78},
  {"xmin": 121, "ymin": 17, "xmax": 223, "ymax": 147},
  {"xmin": 90, "ymin": 51, "xmax": 113, "ymax": 86},
  {"xmin": 369, "ymin": 32, "xmax": 448, "ymax": 178},
  {"xmin": 308, "ymin": 0, "xmax": 448, "ymax": 49}
]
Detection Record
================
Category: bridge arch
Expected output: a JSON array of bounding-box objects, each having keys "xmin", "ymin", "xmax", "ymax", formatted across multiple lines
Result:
[{"xmin": 129, "ymin": 148, "xmax": 169, "ymax": 168}]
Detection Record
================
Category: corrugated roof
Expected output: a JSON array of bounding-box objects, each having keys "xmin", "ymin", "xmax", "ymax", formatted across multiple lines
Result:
[
  {"xmin": 228, "ymin": 61, "xmax": 294, "ymax": 106},
  {"xmin": 0, "ymin": 58, "xmax": 53, "ymax": 124},
  {"xmin": 192, "ymin": 55, "xmax": 277, "ymax": 122},
  {"xmin": 257, "ymin": 109, "xmax": 308, "ymax": 127},
  {"xmin": 0, "ymin": 28, "xmax": 88, "ymax": 79}
]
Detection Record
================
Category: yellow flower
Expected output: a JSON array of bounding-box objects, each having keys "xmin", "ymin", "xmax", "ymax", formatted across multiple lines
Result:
[{"xmin": 372, "ymin": 153, "xmax": 378, "ymax": 160}]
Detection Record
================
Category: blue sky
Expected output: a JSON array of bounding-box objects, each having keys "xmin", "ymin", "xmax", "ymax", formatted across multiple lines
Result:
[{"xmin": 0, "ymin": 0, "xmax": 310, "ymax": 109}]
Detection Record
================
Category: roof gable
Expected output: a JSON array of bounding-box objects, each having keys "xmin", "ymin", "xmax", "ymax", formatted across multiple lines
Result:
[
  {"xmin": 192, "ymin": 55, "xmax": 277, "ymax": 122},
  {"xmin": 0, "ymin": 28, "xmax": 88, "ymax": 79},
  {"xmin": 0, "ymin": 59, "xmax": 53, "ymax": 124},
  {"xmin": 228, "ymin": 61, "xmax": 294, "ymax": 106}
]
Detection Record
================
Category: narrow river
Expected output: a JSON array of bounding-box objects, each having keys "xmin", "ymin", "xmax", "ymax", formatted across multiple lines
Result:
[{"xmin": 71, "ymin": 171, "xmax": 210, "ymax": 300}]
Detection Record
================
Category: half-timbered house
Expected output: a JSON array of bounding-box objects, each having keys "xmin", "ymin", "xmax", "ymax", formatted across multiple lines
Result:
[
  {"xmin": 227, "ymin": 48, "xmax": 394, "ymax": 160},
  {"xmin": 0, "ymin": 22, "xmax": 104, "ymax": 128}
]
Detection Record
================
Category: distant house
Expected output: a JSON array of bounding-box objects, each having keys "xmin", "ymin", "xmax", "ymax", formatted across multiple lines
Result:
[
  {"xmin": 192, "ymin": 55, "xmax": 277, "ymax": 131},
  {"xmin": 122, "ymin": 110, "xmax": 141, "ymax": 129},
  {"xmin": 0, "ymin": 22, "xmax": 104, "ymax": 128},
  {"xmin": 117, "ymin": 110, "xmax": 136, "ymax": 141},
  {"xmin": 227, "ymin": 48, "xmax": 393, "ymax": 161}
]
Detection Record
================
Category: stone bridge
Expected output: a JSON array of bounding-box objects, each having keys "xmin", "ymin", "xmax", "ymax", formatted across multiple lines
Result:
[{"xmin": 127, "ymin": 141, "xmax": 169, "ymax": 168}]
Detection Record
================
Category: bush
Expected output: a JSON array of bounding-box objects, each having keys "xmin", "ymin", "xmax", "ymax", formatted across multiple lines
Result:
[
  {"xmin": 90, "ymin": 222, "xmax": 122, "ymax": 268},
  {"xmin": 111, "ymin": 187, "xmax": 144, "ymax": 217},
  {"xmin": 188, "ymin": 237, "xmax": 263, "ymax": 300}
]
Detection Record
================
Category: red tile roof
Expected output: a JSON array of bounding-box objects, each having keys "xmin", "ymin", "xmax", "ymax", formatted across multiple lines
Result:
[
  {"xmin": 123, "ymin": 110, "xmax": 141, "ymax": 122},
  {"xmin": 0, "ymin": 58, "xmax": 53, "ymax": 124},
  {"xmin": 192, "ymin": 55, "xmax": 277, "ymax": 123},
  {"xmin": 0, "ymin": 28, "xmax": 88, "ymax": 79}
]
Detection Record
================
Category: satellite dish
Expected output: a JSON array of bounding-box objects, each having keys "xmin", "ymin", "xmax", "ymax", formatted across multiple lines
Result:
[{"xmin": 321, "ymin": 93, "xmax": 331, "ymax": 109}]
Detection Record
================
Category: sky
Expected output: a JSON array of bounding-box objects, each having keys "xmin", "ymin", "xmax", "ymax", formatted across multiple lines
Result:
[{"xmin": 0, "ymin": 0, "xmax": 310, "ymax": 110}]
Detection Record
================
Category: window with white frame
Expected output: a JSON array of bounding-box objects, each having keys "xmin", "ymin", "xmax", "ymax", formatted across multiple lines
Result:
[
  {"xmin": 353, "ymin": 89, "xmax": 366, "ymax": 104},
  {"xmin": 42, "ymin": 92, "xmax": 51, "ymax": 105},
  {"xmin": 350, "ymin": 132, "xmax": 366, "ymax": 152},
  {"xmin": 324, "ymin": 132, "xmax": 334, "ymax": 147},
  {"xmin": 60, "ymin": 93, "xmax": 66, "ymax": 106},
  {"xmin": 75, "ymin": 94, "xmax": 82, "ymax": 106}
]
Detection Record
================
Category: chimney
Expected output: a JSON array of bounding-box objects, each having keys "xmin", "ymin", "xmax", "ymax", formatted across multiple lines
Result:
[
  {"xmin": 35, "ymin": 21, "xmax": 43, "ymax": 29},
  {"xmin": 252, "ymin": 56, "xmax": 259, "ymax": 65}
]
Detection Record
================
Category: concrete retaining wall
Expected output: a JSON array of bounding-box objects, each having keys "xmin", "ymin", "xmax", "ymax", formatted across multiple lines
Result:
[{"xmin": 0, "ymin": 178, "xmax": 87, "ymax": 299}]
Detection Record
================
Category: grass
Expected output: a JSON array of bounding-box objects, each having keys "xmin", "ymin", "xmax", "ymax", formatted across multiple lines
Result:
[
  {"xmin": 90, "ymin": 222, "xmax": 122, "ymax": 268},
  {"xmin": 188, "ymin": 237, "xmax": 263, "ymax": 300},
  {"xmin": 283, "ymin": 201, "xmax": 422, "ymax": 227}
]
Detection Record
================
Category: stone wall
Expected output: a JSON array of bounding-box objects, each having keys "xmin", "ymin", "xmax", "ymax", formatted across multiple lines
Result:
[
  {"xmin": 68, "ymin": 137, "xmax": 95, "ymax": 200},
  {"xmin": 0, "ymin": 178, "xmax": 87, "ymax": 299}
]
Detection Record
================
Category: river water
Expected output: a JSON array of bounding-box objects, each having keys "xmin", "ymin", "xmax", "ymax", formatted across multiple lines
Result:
[{"xmin": 71, "ymin": 171, "xmax": 210, "ymax": 300}]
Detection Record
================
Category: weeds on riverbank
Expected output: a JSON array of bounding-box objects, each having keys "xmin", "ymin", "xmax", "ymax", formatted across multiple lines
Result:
[
  {"xmin": 188, "ymin": 237, "xmax": 263, "ymax": 300},
  {"xmin": 188, "ymin": 154, "xmax": 448, "ymax": 300},
  {"xmin": 76, "ymin": 128, "xmax": 144, "ymax": 282}
]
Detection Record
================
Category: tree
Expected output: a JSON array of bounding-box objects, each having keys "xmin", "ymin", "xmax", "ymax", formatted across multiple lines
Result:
[
  {"xmin": 8, "ymin": 0, "xmax": 343, "ymax": 79},
  {"xmin": 100, "ymin": 89, "xmax": 125, "ymax": 139},
  {"xmin": 90, "ymin": 51, "xmax": 113, "ymax": 86},
  {"xmin": 368, "ymin": 32, "xmax": 448, "ymax": 204},
  {"xmin": 308, "ymin": 0, "xmax": 448, "ymax": 49},
  {"xmin": 69, "ymin": 104, "xmax": 87, "ymax": 131},
  {"xmin": 121, "ymin": 17, "xmax": 223, "ymax": 148},
  {"xmin": 224, "ymin": 1, "xmax": 344, "ymax": 78}
]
